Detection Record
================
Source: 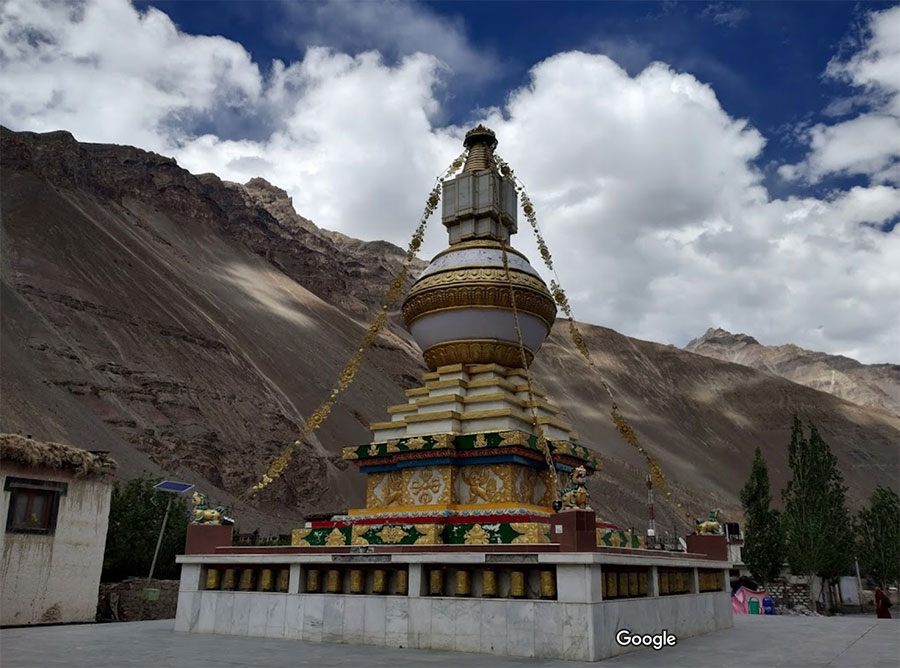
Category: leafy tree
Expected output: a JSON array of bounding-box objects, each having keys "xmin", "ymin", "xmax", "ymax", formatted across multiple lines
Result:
[
  {"xmin": 855, "ymin": 486, "xmax": 900, "ymax": 590},
  {"xmin": 102, "ymin": 477, "xmax": 189, "ymax": 582},
  {"xmin": 781, "ymin": 417, "xmax": 851, "ymax": 610},
  {"xmin": 739, "ymin": 447, "xmax": 784, "ymax": 584}
]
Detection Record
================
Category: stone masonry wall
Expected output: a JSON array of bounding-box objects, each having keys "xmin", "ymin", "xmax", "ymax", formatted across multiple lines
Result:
[
  {"xmin": 766, "ymin": 579, "xmax": 810, "ymax": 608},
  {"xmin": 97, "ymin": 578, "xmax": 179, "ymax": 621}
]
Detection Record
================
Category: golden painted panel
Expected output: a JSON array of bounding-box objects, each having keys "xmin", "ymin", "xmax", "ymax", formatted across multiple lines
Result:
[{"xmin": 406, "ymin": 466, "xmax": 453, "ymax": 506}]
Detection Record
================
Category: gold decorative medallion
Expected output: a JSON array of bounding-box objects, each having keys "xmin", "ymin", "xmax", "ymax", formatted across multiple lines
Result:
[
  {"xmin": 292, "ymin": 528, "xmax": 312, "ymax": 546},
  {"xmin": 375, "ymin": 525, "xmax": 408, "ymax": 544},
  {"xmin": 432, "ymin": 433, "xmax": 454, "ymax": 449},
  {"xmin": 351, "ymin": 525, "xmax": 370, "ymax": 545},
  {"xmin": 406, "ymin": 436, "xmax": 428, "ymax": 450},
  {"xmin": 499, "ymin": 430, "xmax": 529, "ymax": 447},
  {"xmin": 413, "ymin": 524, "xmax": 443, "ymax": 544},
  {"xmin": 510, "ymin": 522, "xmax": 548, "ymax": 544},
  {"xmin": 464, "ymin": 524, "xmax": 490, "ymax": 545},
  {"xmin": 325, "ymin": 528, "xmax": 346, "ymax": 546},
  {"xmin": 409, "ymin": 469, "xmax": 443, "ymax": 504},
  {"xmin": 474, "ymin": 433, "xmax": 488, "ymax": 448}
]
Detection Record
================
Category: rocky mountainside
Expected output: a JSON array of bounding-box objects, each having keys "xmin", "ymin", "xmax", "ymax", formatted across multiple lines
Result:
[
  {"xmin": 685, "ymin": 328, "xmax": 899, "ymax": 416},
  {"xmin": 2, "ymin": 127, "xmax": 898, "ymax": 534}
]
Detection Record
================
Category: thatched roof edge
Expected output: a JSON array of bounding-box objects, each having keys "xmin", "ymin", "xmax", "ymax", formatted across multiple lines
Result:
[{"xmin": 0, "ymin": 433, "xmax": 117, "ymax": 479}]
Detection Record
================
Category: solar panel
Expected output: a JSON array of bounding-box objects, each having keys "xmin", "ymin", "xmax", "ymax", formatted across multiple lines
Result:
[{"xmin": 153, "ymin": 480, "xmax": 195, "ymax": 494}]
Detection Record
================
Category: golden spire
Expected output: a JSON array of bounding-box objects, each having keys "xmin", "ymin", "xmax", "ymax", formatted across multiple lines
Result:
[{"xmin": 462, "ymin": 125, "xmax": 498, "ymax": 172}]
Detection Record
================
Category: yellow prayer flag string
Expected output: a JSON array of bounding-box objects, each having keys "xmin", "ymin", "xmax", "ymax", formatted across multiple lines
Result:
[
  {"xmin": 245, "ymin": 150, "xmax": 469, "ymax": 496},
  {"xmin": 494, "ymin": 151, "xmax": 693, "ymax": 524}
]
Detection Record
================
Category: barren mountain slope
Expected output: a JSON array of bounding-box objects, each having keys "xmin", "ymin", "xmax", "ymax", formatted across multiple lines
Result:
[
  {"xmin": 685, "ymin": 328, "xmax": 899, "ymax": 416},
  {"xmin": 2, "ymin": 127, "xmax": 897, "ymax": 534}
]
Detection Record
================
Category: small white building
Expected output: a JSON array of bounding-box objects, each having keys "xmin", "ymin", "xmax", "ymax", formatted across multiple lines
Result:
[{"xmin": 1, "ymin": 434, "xmax": 116, "ymax": 626}]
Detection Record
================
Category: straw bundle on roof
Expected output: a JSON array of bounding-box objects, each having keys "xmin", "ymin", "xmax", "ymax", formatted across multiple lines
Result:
[{"xmin": 0, "ymin": 433, "xmax": 116, "ymax": 478}]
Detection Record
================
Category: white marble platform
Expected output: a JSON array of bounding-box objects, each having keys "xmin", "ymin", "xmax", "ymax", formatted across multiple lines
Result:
[
  {"xmin": 175, "ymin": 589, "xmax": 731, "ymax": 661},
  {"xmin": 175, "ymin": 552, "xmax": 733, "ymax": 662}
]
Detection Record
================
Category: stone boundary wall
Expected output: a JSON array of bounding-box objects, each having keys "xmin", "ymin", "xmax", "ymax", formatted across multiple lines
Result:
[
  {"xmin": 97, "ymin": 578, "xmax": 179, "ymax": 621},
  {"xmin": 766, "ymin": 579, "xmax": 810, "ymax": 609}
]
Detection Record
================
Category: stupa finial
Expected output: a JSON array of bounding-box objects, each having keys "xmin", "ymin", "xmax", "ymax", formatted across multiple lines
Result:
[{"xmin": 462, "ymin": 125, "xmax": 497, "ymax": 172}]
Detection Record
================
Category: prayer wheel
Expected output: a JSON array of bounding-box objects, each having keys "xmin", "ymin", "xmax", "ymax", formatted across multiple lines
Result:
[
  {"xmin": 429, "ymin": 569, "xmax": 444, "ymax": 596},
  {"xmin": 277, "ymin": 569, "xmax": 290, "ymax": 592},
  {"xmin": 395, "ymin": 570, "xmax": 408, "ymax": 596},
  {"xmin": 482, "ymin": 570, "xmax": 498, "ymax": 597},
  {"xmin": 325, "ymin": 569, "xmax": 342, "ymax": 593},
  {"xmin": 659, "ymin": 572, "xmax": 670, "ymax": 595},
  {"xmin": 539, "ymin": 570, "xmax": 556, "ymax": 599},
  {"xmin": 349, "ymin": 570, "xmax": 365, "ymax": 594},
  {"xmin": 238, "ymin": 569, "xmax": 255, "ymax": 591},
  {"xmin": 509, "ymin": 571, "xmax": 526, "ymax": 598},
  {"xmin": 638, "ymin": 572, "xmax": 648, "ymax": 596},
  {"xmin": 259, "ymin": 569, "xmax": 274, "ymax": 592},
  {"xmin": 222, "ymin": 568, "xmax": 237, "ymax": 591},
  {"xmin": 605, "ymin": 571, "xmax": 617, "ymax": 598},
  {"xmin": 455, "ymin": 571, "xmax": 471, "ymax": 597},
  {"xmin": 628, "ymin": 572, "xmax": 639, "ymax": 597},
  {"xmin": 372, "ymin": 570, "xmax": 387, "ymax": 594},
  {"xmin": 306, "ymin": 569, "xmax": 321, "ymax": 593},
  {"xmin": 205, "ymin": 568, "xmax": 220, "ymax": 590}
]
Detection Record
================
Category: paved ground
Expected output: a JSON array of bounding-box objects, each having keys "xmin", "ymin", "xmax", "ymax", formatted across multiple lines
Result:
[{"xmin": 1, "ymin": 615, "xmax": 897, "ymax": 667}]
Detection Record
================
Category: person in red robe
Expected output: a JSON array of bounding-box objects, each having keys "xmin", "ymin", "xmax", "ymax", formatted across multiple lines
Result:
[{"xmin": 874, "ymin": 588, "xmax": 892, "ymax": 619}]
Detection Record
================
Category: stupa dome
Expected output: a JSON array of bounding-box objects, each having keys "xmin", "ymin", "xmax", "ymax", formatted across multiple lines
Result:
[{"xmin": 402, "ymin": 128, "xmax": 556, "ymax": 369}]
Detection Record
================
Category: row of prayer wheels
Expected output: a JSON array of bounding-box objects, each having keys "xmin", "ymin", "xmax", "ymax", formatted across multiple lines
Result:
[
  {"xmin": 698, "ymin": 570, "xmax": 724, "ymax": 592},
  {"xmin": 204, "ymin": 566, "xmax": 560, "ymax": 599},
  {"xmin": 205, "ymin": 567, "xmax": 289, "ymax": 592},
  {"xmin": 304, "ymin": 568, "xmax": 408, "ymax": 595},
  {"xmin": 659, "ymin": 570, "xmax": 692, "ymax": 595},
  {"xmin": 430, "ymin": 569, "xmax": 556, "ymax": 599},
  {"xmin": 603, "ymin": 570, "xmax": 649, "ymax": 599}
]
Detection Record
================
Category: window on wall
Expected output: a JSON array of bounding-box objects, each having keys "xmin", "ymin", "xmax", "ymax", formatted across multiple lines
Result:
[{"xmin": 4, "ymin": 477, "xmax": 67, "ymax": 535}]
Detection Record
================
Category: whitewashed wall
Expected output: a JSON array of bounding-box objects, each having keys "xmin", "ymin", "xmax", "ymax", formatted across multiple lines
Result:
[{"xmin": 1, "ymin": 463, "xmax": 113, "ymax": 625}]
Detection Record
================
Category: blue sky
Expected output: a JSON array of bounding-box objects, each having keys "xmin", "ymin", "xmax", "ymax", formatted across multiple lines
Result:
[
  {"xmin": 142, "ymin": 1, "xmax": 893, "ymax": 194},
  {"xmin": 1, "ymin": 1, "xmax": 898, "ymax": 363}
]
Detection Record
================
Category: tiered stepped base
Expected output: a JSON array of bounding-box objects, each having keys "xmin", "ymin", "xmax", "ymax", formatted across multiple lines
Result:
[{"xmin": 294, "ymin": 364, "xmax": 600, "ymax": 547}]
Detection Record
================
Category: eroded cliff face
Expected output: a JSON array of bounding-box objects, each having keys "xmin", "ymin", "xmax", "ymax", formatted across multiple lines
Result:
[
  {"xmin": 686, "ymin": 328, "xmax": 900, "ymax": 416},
  {"xmin": 2, "ymin": 127, "xmax": 897, "ymax": 533}
]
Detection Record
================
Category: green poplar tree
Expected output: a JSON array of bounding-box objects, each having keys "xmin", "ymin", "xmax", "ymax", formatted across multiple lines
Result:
[
  {"xmin": 101, "ymin": 477, "xmax": 190, "ymax": 582},
  {"xmin": 855, "ymin": 487, "xmax": 900, "ymax": 590},
  {"xmin": 781, "ymin": 417, "xmax": 851, "ymax": 611},
  {"xmin": 739, "ymin": 447, "xmax": 784, "ymax": 584}
]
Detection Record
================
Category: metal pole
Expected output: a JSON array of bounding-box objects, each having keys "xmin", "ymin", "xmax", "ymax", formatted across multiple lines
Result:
[
  {"xmin": 147, "ymin": 496, "xmax": 172, "ymax": 585},
  {"xmin": 854, "ymin": 558, "xmax": 864, "ymax": 611}
]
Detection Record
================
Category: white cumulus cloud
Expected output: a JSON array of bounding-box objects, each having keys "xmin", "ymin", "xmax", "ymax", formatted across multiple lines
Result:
[
  {"xmin": 1, "ymin": 0, "xmax": 897, "ymax": 363},
  {"xmin": 779, "ymin": 5, "xmax": 900, "ymax": 185}
]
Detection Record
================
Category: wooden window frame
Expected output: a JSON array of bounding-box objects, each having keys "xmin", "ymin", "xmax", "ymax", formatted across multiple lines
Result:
[{"xmin": 4, "ymin": 477, "xmax": 67, "ymax": 535}]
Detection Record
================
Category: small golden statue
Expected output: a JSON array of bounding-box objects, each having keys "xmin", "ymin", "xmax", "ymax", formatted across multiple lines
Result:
[
  {"xmin": 191, "ymin": 490, "xmax": 233, "ymax": 525},
  {"xmin": 561, "ymin": 466, "xmax": 591, "ymax": 510},
  {"xmin": 694, "ymin": 508, "xmax": 722, "ymax": 535}
]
